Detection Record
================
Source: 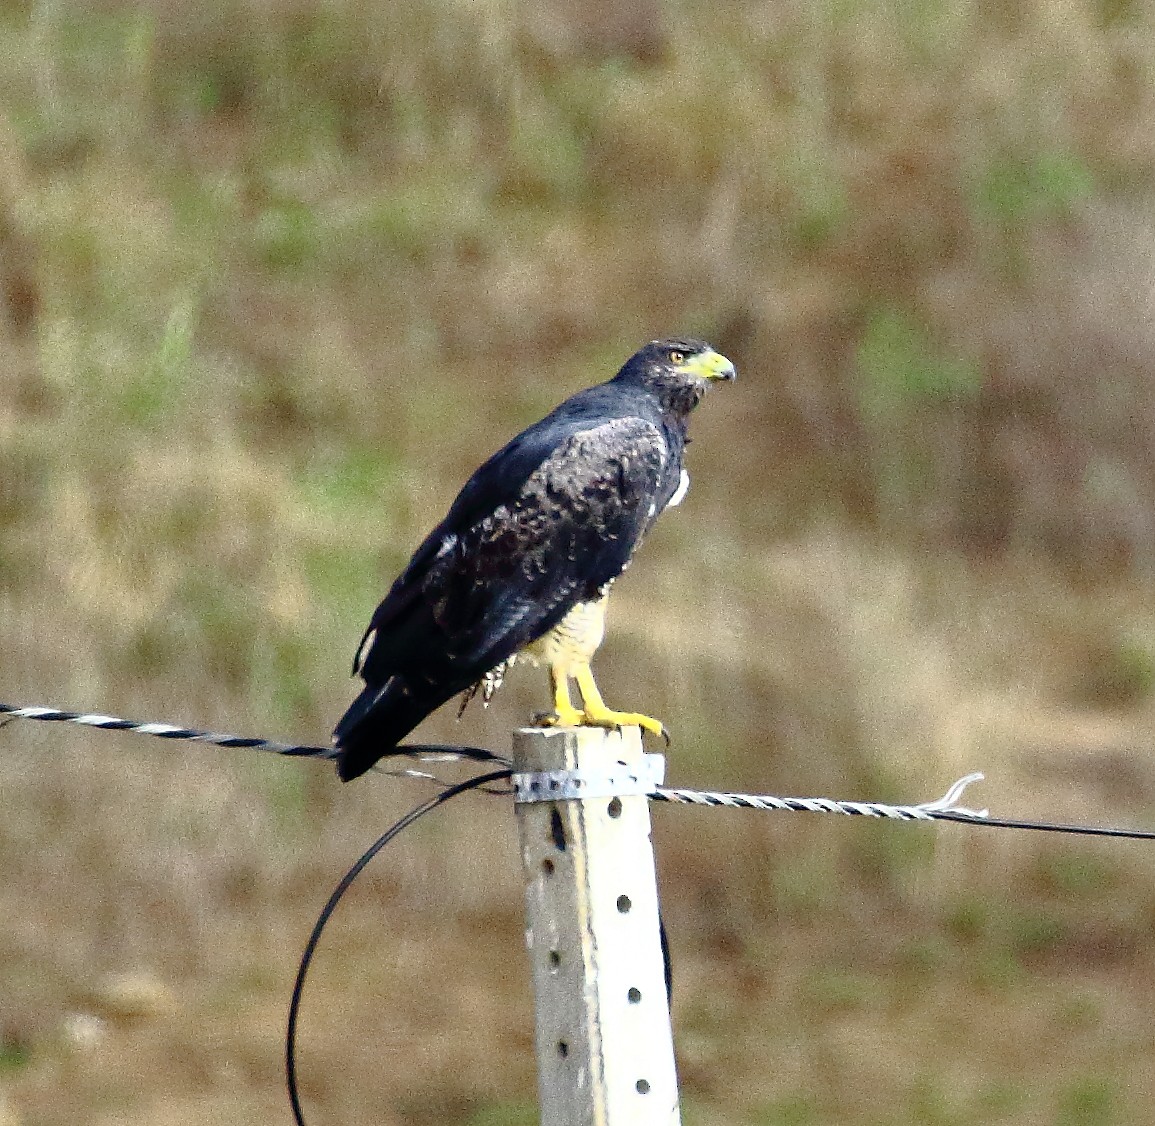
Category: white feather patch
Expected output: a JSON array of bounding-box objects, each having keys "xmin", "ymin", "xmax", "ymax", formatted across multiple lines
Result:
[
  {"xmin": 668, "ymin": 468, "xmax": 690, "ymax": 508},
  {"xmin": 354, "ymin": 628, "xmax": 377, "ymax": 673}
]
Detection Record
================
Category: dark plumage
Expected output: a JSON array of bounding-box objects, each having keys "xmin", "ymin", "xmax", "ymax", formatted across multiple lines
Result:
[{"xmin": 333, "ymin": 338, "xmax": 736, "ymax": 781}]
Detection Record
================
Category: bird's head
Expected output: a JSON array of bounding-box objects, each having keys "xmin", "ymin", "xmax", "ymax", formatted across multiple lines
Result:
[{"xmin": 614, "ymin": 338, "xmax": 736, "ymax": 415}]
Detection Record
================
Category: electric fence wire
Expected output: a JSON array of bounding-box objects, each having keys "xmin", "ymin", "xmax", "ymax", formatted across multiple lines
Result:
[
  {"xmin": 7, "ymin": 696, "xmax": 1155, "ymax": 1126},
  {"xmin": 0, "ymin": 701, "xmax": 510, "ymax": 769},
  {"xmin": 650, "ymin": 773, "xmax": 1155, "ymax": 841},
  {"xmin": 5, "ymin": 700, "xmax": 1155, "ymax": 838}
]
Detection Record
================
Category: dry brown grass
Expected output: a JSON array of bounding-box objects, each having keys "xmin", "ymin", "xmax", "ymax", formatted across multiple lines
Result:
[{"xmin": 5, "ymin": 0, "xmax": 1155, "ymax": 1123}]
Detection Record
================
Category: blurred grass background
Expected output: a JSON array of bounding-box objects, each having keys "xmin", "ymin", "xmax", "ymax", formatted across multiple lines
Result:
[{"xmin": 3, "ymin": 0, "xmax": 1155, "ymax": 1121}]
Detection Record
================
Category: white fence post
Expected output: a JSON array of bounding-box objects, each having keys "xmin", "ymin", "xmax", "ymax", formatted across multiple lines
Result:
[{"xmin": 513, "ymin": 725, "xmax": 681, "ymax": 1126}]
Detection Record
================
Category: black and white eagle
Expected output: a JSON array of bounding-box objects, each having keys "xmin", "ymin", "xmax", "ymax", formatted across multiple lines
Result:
[{"xmin": 333, "ymin": 338, "xmax": 736, "ymax": 781}]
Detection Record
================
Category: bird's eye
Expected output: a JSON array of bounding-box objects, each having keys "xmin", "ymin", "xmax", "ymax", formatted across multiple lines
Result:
[{"xmin": 669, "ymin": 350, "xmax": 685, "ymax": 364}]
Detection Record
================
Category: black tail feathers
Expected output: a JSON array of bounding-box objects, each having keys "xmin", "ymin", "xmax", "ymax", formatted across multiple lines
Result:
[{"xmin": 333, "ymin": 678, "xmax": 444, "ymax": 782}]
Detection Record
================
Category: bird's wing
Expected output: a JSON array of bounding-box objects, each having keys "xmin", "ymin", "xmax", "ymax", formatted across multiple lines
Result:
[
  {"xmin": 347, "ymin": 413, "xmax": 582, "ymax": 675},
  {"xmin": 355, "ymin": 415, "xmax": 671, "ymax": 684}
]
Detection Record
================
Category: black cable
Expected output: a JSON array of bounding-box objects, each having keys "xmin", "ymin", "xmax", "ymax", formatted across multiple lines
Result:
[
  {"xmin": 931, "ymin": 809, "xmax": 1155, "ymax": 840},
  {"xmin": 285, "ymin": 767, "xmax": 512, "ymax": 1126}
]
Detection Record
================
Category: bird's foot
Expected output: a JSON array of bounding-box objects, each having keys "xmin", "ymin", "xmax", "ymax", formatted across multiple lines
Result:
[
  {"xmin": 533, "ymin": 703, "xmax": 669, "ymax": 746},
  {"xmin": 531, "ymin": 702, "xmax": 669, "ymax": 743},
  {"xmin": 533, "ymin": 703, "xmax": 588, "ymax": 729},
  {"xmin": 582, "ymin": 703, "xmax": 669, "ymax": 746},
  {"xmin": 534, "ymin": 704, "xmax": 668, "ymax": 745}
]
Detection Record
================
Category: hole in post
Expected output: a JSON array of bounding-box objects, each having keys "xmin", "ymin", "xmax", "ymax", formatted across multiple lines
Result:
[
  {"xmin": 607, "ymin": 797, "xmax": 622, "ymax": 819},
  {"xmin": 557, "ymin": 1040, "xmax": 569, "ymax": 1059},
  {"xmin": 627, "ymin": 987, "xmax": 642, "ymax": 1004},
  {"xmin": 542, "ymin": 858, "xmax": 555, "ymax": 877},
  {"xmin": 549, "ymin": 808, "xmax": 567, "ymax": 850},
  {"xmin": 636, "ymin": 1079, "xmax": 651, "ymax": 1095},
  {"xmin": 548, "ymin": 949, "xmax": 561, "ymax": 969},
  {"xmin": 616, "ymin": 894, "xmax": 631, "ymax": 913}
]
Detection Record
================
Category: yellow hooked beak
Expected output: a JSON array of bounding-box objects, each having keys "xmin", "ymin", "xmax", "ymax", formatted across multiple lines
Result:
[{"xmin": 677, "ymin": 348, "xmax": 737, "ymax": 382}]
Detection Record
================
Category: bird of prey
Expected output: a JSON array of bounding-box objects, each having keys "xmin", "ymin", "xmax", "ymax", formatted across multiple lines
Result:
[{"xmin": 333, "ymin": 338, "xmax": 736, "ymax": 781}]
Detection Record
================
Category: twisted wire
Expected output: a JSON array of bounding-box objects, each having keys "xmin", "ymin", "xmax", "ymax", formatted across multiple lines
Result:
[
  {"xmin": 6, "ymin": 700, "xmax": 1155, "ymax": 838},
  {"xmin": 0, "ymin": 703, "xmax": 508, "ymax": 766},
  {"xmin": 651, "ymin": 771, "xmax": 987, "ymax": 821}
]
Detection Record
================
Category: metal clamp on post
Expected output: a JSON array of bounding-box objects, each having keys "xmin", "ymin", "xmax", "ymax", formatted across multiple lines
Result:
[{"xmin": 513, "ymin": 752, "xmax": 666, "ymax": 803}]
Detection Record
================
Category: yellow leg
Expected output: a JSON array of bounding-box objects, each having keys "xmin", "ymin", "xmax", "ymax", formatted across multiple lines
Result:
[
  {"xmin": 573, "ymin": 662, "xmax": 667, "ymax": 743},
  {"xmin": 536, "ymin": 664, "xmax": 586, "ymax": 728}
]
